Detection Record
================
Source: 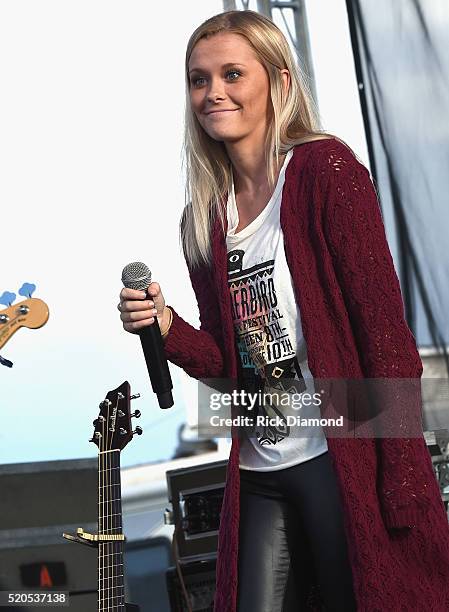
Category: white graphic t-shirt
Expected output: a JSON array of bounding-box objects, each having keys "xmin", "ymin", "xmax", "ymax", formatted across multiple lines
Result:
[{"xmin": 226, "ymin": 149, "xmax": 328, "ymax": 471}]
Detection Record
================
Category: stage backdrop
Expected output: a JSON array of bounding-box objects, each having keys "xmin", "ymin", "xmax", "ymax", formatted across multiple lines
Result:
[
  {"xmin": 346, "ymin": 0, "xmax": 449, "ymax": 369},
  {"xmin": 0, "ymin": 0, "xmax": 366, "ymax": 466}
]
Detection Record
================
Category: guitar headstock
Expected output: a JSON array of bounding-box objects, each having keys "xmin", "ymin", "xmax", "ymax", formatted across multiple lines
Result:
[
  {"xmin": 0, "ymin": 283, "xmax": 49, "ymax": 353},
  {"xmin": 91, "ymin": 381, "xmax": 142, "ymax": 452}
]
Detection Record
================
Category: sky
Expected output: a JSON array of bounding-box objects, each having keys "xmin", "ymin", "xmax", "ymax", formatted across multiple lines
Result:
[{"xmin": 0, "ymin": 0, "xmax": 367, "ymax": 468}]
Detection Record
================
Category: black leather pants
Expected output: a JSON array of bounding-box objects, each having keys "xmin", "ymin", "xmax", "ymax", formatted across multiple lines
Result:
[{"xmin": 236, "ymin": 451, "xmax": 357, "ymax": 611}]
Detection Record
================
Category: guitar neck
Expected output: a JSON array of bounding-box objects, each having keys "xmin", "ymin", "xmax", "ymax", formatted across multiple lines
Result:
[{"xmin": 98, "ymin": 449, "xmax": 125, "ymax": 612}]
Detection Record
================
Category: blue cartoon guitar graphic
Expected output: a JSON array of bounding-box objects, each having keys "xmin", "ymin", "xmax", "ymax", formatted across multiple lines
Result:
[{"xmin": 0, "ymin": 283, "xmax": 49, "ymax": 367}]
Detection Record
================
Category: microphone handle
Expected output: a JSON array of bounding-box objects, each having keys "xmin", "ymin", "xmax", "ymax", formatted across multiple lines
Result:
[{"xmin": 138, "ymin": 317, "xmax": 174, "ymax": 409}]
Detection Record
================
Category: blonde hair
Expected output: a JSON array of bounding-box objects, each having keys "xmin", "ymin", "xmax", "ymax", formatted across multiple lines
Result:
[{"xmin": 181, "ymin": 9, "xmax": 344, "ymax": 270}]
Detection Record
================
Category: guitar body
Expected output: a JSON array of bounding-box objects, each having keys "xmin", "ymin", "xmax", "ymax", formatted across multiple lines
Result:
[{"xmin": 0, "ymin": 297, "xmax": 49, "ymax": 349}]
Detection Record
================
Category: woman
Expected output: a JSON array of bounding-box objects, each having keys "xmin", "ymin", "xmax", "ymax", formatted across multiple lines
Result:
[{"xmin": 118, "ymin": 10, "xmax": 449, "ymax": 612}]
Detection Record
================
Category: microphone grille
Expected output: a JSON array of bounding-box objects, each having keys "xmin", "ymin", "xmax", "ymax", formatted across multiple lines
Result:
[{"xmin": 121, "ymin": 262, "xmax": 152, "ymax": 290}]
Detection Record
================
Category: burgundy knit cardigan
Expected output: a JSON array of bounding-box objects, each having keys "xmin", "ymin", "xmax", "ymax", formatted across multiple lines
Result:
[{"xmin": 163, "ymin": 138, "xmax": 449, "ymax": 611}]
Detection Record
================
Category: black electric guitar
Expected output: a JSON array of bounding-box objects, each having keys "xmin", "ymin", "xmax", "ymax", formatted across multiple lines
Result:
[{"xmin": 64, "ymin": 381, "xmax": 142, "ymax": 611}]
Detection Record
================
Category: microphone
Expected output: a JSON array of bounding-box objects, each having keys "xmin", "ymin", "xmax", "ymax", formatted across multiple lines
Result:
[{"xmin": 121, "ymin": 262, "xmax": 174, "ymax": 409}]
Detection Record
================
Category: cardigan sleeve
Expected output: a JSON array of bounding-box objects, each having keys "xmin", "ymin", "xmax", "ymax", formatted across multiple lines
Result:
[
  {"xmin": 162, "ymin": 259, "xmax": 225, "ymax": 381},
  {"xmin": 163, "ymin": 269, "xmax": 225, "ymax": 380},
  {"xmin": 319, "ymin": 142, "xmax": 434, "ymax": 530}
]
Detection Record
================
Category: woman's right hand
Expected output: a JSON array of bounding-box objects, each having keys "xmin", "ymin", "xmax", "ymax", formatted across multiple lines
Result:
[{"xmin": 118, "ymin": 282, "xmax": 166, "ymax": 334}]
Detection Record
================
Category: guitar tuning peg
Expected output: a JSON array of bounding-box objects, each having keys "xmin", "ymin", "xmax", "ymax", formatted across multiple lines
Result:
[
  {"xmin": 18, "ymin": 283, "xmax": 36, "ymax": 298},
  {"xmin": 132, "ymin": 426, "xmax": 143, "ymax": 437},
  {"xmin": 0, "ymin": 291, "xmax": 16, "ymax": 307},
  {"xmin": 131, "ymin": 409, "xmax": 141, "ymax": 419},
  {"xmin": 130, "ymin": 393, "xmax": 141, "ymax": 401}
]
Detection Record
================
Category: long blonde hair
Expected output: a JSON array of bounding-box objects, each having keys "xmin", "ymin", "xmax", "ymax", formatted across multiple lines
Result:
[{"xmin": 181, "ymin": 9, "xmax": 341, "ymax": 270}]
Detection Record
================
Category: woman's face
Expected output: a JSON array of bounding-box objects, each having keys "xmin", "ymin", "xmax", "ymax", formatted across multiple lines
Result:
[{"xmin": 188, "ymin": 32, "xmax": 272, "ymax": 145}]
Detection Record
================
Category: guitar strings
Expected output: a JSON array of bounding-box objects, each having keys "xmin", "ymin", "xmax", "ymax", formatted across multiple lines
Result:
[
  {"xmin": 98, "ymin": 411, "xmax": 103, "ymax": 611},
  {"xmin": 98, "ymin": 394, "xmax": 129, "ymax": 611},
  {"xmin": 115, "ymin": 393, "xmax": 125, "ymax": 610},
  {"xmin": 109, "ymin": 418, "xmax": 113, "ymax": 612},
  {"xmin": 112, "ymin": 395, "xmax": 119, "ymax": 610},
  {"xmin": 100, "ymin": 402, "xmax": 113, "ymax": 611},
  {"xmin": 99, "ymin": 398, "xmax": 125, "ymax": 611}
]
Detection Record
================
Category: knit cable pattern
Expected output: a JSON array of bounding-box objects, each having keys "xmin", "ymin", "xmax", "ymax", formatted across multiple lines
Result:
[
  {"xmin": 163, "ymin": 138, "xmax": 449, "ymax": 611},
  {"xmin": 318, "ymin": 145, "xmax": 436, "ymax": 531}
]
